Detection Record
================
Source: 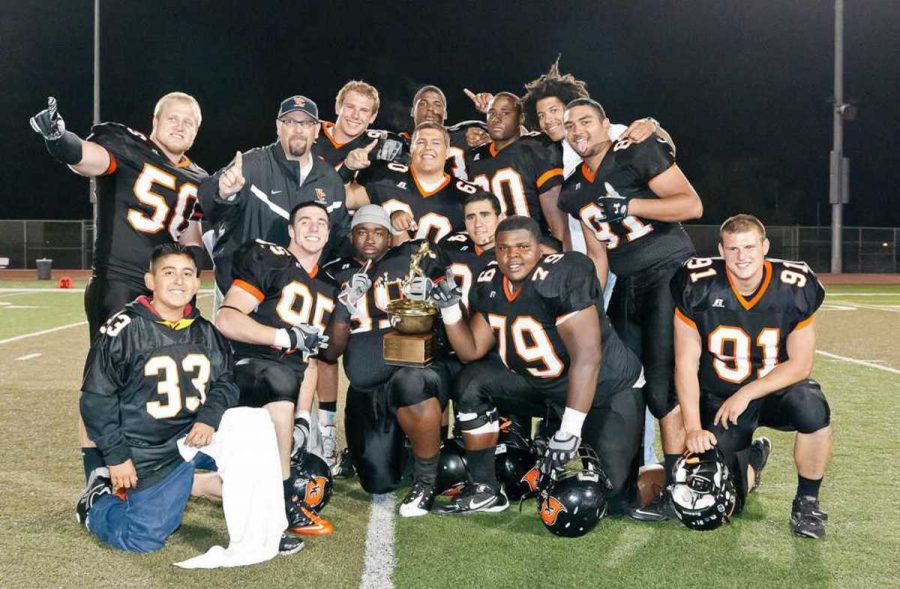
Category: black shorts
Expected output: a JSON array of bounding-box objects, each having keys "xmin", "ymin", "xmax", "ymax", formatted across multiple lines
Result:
[
  {"xmin": 453, "ymin": 358, "xmax": 644, "ymax": 513},
  {"xmin": 608, "ymin": 260, "xmax": 682, "ymax": 419},
  {"xmin": 85, "ymin": 274, "xmax": 148, "ymax": 342},
  {"xmin": 234, "ymin": 357, "xmax": 306, "ymax": 407},
  {"xmin": 345, "ymin": 360, "xmax": 457, "ymax": 494}
]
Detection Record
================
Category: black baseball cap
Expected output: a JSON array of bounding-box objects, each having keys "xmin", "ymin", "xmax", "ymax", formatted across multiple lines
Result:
[{"xmin": 278, "ymin": 95, "xmax": 319, "ymax": 121}]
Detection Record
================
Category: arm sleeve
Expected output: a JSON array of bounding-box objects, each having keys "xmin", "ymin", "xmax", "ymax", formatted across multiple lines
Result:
[
  {"xmin": 669, "ymin": 262, "xmax": 696, "ymax": 323},
  {"xmin": 791, "ymin": 270, "xmax": 826, "ymax": 329},
  {"xmin": 79, "ymin": 334, "xmax": 132, "ymax": 466},
  {"xmin": 529, "ymin": 142, "xmax": 563, "ymax": 193},
  {"xmin": 197, "ymin": 152, "xmax": 252, "ymax": 226},
  {"xmin": 230, "ymin": 240, "xmax": 274, "ymax": 302}
]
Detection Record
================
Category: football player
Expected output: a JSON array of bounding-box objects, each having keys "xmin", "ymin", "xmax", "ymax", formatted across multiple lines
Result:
[
  {"xmin": 344, "ymin": 85, "xmax": 486, "ymax": 183},
  {"xmin": 319, "ymin": 205, "xmax": 459, "ymax": 517},
  {"xmin": 464, "ymin": 92, "xmax": 567, "ymax": 244},
  {"xmin": 30, "ymin": 93, "xmax": 207, "ymax": 485},
  {"xmin": 672, "ymin": 215, "xmax": 832, "ymax": 538},
  {"xmin": 75, "ymin": 244, "xmax": 293, "ymax": 553},
  {"xmin": 439, "ymin": 191, "xmax": 504, "ymax": 309},
  {"xmin": 29, "ymin": 93, "xmax": 206, "ymax": 340},
  {"xmin": 432, "ymin": 216, "xmax": 645, "ymax": 515},
  {"xmin": 345, "ymin": 123, "xmax": 490, "ymax": 244},
  {"xmin": 559, "ymin": 98, "xmax": 703, "ymax": 520},
  {"xmin": 215, "ymin": 202, "xmax": 333, "ymax": 536},
  {"xmin": 314, "ymin": 81, "xmax": 382, "ymax": 168}
]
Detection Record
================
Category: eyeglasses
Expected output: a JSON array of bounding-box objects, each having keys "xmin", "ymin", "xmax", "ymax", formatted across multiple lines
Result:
[{"xmin": 279, "ymin": 117, "xmax": 317, "ymax": 129}]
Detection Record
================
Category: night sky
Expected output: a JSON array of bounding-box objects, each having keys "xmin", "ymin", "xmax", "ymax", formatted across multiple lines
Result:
[{"xmin": 3, "ymin": 0, "xmax": 898, "ymax": 227}]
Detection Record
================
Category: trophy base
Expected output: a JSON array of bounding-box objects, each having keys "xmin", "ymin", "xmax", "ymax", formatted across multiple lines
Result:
[{"xmin": 383, "ymin": 331, "xmax": 434, "ymax": 368}]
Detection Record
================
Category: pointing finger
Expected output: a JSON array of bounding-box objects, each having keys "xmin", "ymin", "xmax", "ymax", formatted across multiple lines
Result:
[
  {"xmin": 233, "ymin": 151, "xmax": 243, "ymax": 171},
  {"xmin": 463, "ymin": 88, "xmax": 477, "ymax": 101}
]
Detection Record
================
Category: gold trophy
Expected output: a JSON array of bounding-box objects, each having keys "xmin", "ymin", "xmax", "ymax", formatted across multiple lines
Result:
[{"xmin": 383, "ymin": 242, "xmax": 438, "ymax": 367}]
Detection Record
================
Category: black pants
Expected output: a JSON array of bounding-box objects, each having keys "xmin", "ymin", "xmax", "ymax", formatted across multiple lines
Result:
[
  {"xmin": 234, "ymin": 357, "xmax": 306, "ymax": 407},
  {"xmin": 85, "ymin": 274, "xmax": 148, "ymax": 341},
  {"xmin": 702, "ymin": 379, "xmax": 831, "ymax": 502},
  {"xmin": 346, "ymin": 361, "xmax": 456, "ymax": 494},
  {"xmin": 453, "ymin": 358, "xmax": 644, "ymax": 514},
  {"xmin": 608, "ymin": 261, "xmax": 683, "ymax": 419}
]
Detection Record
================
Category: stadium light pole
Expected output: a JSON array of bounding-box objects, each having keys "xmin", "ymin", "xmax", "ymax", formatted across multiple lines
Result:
[
  {"xmin": 829, "ymin": 0, "xmax": 848, "ymax": 273},
  {"xmin": 90, "ymin": 0, "xmax": 100, "ymax": 231}
]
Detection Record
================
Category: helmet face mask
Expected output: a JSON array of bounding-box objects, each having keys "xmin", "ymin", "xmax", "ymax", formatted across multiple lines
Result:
[{"xmin": 671, "ymin": 448, "xmax": 737, "ymax": 531}]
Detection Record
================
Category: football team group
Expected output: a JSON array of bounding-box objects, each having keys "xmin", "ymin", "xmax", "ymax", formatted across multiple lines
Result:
[{"xmin": 28, "ymin": 62, "xmax": 833, "ymax": 558}]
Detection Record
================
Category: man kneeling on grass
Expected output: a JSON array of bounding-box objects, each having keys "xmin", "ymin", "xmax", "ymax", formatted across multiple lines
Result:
[{"xmin": 76, "ymin": 243, "xmax": 301, "ymax": 555}]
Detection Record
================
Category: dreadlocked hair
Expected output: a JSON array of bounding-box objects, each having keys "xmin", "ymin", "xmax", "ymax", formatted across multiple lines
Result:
[{"xmin": 521, "ymin": 57, "xmax": 590, "ymax": 131}]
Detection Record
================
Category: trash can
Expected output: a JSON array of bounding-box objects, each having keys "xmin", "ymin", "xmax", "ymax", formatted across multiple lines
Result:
[{"xmin": 36, "ymin": 258, "xmax": 53, "ymax": 280}]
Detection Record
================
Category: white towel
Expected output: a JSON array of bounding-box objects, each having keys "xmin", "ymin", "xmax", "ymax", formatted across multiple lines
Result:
[{"xmin": 175, "ymin": 407, "xmax": 287, "ymax": 569}]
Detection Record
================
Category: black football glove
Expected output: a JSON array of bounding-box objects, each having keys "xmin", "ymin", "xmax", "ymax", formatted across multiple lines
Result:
[
  {"xmin": 291, "ymin": 416, "xmax": 310, "ymax": 460},
  {"xmin": 596, "ymin": 182, "xmax": 630, "ymax": 222},
  {"xmin": 542, "ymin": 430, "xmax": 580, "ymax": 474},
  {"xmin": 30, "ymin": 96, "xmax": 66, "ymax": 140},
  {"xmin": 427, "ymin": 275, "xmax": 462, "ymax": 309}
]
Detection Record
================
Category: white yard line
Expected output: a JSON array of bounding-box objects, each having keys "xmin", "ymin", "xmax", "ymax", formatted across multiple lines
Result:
[
  {"xmin": 360, "ymin": 493, "xmax": 396, "ymax": 589},
  {"xmin": 826, "ymin": 292, "xmax": 900, "ymax": 297},
  {"xmin": 0, "ymin": 321, "xmax": 88, "ymax": 346},
  {"xmin": 817, "ymin": 350, "xmax": 900, "ymax": 375},
  {"xmin": 0, "ymin": 293, "xmax": 213, "ymax": 346},
  {"xmin": 16, "ymin": 353, "xmax": 42, "ymax": 361}
]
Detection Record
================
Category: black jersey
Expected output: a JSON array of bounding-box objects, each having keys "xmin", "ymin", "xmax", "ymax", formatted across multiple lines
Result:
[
  {"xmin": 323, "ymin": 240, "xmax": 448, "ymax": 390},
  {"xmin": 80, "ymin": 298, "xmax": 238, "ymax": 489},
  {"xmin": 465, "ymin": 139, "xmax": 563, "ymax": 236},
  {"xmin": 436, "ymin": 232, "xmax": 495, "ymax": 311},
  {"xmin": 671, "ymin": 257, "xmax": 825, "ymax": 399},
  {"xmin": 315, "ymin": 124, "xmax": 406, "ymax": 169},
  {"xmin": 88, "ymin": 123, "xmax": 207, "ymax": 284},
  {"xmin": 469, "ymin": 252, "xmax": 641, "ymax": 398},
  {"xmin": 559, "ymin": 134, "xmax": 694, "ymax": 278},
  {"xmin": 523, "ymin": 131, "xmax": 564, "ymax": 168},
  {"xmin": 365, "ymin": 163, "xmax": 484, "ymax": 243},
  {"xmin": 230, "ymin": 239, "xmax": 337, "ymax": 369}
]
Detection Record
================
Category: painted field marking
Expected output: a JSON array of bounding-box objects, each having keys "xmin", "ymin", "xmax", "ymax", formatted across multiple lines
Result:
[
  {"xmin": 360, "ymin": 493, "xmax": 396, "ymax": 589},
  {"xmin": 817, "ymin": 350, "xmax": 900, "ymax": 375},
  {"xmin": 0, "ymin": 293, "xmax": 213, "ymax": 346},
  {"xmin": 16, "ymin": 353, "xmax": 42, "ymax": 361}
]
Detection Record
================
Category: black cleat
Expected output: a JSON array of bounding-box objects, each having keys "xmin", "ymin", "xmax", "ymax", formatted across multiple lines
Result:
[
  {"xmin": 750, "ymin": 436, "xmax": 772, "ymax": 493},
  {"xmin": 278, "ymin": 533, "xmax": 304, "ymax": 556},
  {"xmin": 76, "ymin": 467, "xmax": 112, "ymax": 526},
  {"xmin": 629, "ymin": 488, "xmax": 677, "ymax": 522},
  {"xmin": 791, "ymin": 495, "xmax": 828, "ymax": 539},
  {"xmin": 332, "ymin": 448, "xmax": 356, "ymax": 479},
  {"xmin": 435, "ymin": 482, "xmax": 509, "ymax": 515},
  {"xmin": 399, "ymin": 480, "xmax": 437, "ymax": 517}
]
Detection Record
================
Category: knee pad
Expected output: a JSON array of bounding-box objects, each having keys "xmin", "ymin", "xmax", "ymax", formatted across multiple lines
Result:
[
  {"xmin": 786, "ymin": 382, "xmax": 831, "ymax": 433},
  {"xmin": 456, "ymin": 407, "xmax": 499, "ymax": 435}
]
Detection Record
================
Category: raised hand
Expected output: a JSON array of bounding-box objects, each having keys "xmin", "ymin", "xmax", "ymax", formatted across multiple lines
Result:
[
  {"xmin": 464, "ymin": 88, "xmax": 494, "ymax": 114},
  {"xmin": 345, "ymin": 139, "xmax": 378, "ymax": 171},
  {"xmin": 30, "ymin": 96, "xmax": 66, "ymax": 140},
  {"xmin": 338, "ymin": 267, "xmax": 372, "ymax": 315},
  {"xmin": 218, "ymin": 151, "xmax": 245, "ymax": 199}
]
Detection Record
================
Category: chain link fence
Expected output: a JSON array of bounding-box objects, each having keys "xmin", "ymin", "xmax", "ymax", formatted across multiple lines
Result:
[{"xmin": 0, "ymin": 220, "xmax": 898, "ymax": 273}]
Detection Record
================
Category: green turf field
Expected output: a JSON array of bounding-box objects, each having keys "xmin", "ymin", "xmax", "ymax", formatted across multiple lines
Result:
[{"xmin": 1, "ymin": 283, "xmax": 898, "ymax": 587}]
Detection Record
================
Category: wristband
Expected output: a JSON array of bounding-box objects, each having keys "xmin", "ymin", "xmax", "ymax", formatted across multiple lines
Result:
[
  {"xmin": 560, "ymin": 407, "xmax": 587, "ymax": 437},
  {"xmin": 273, "ymin": 328, "xmax": 291, "ymax": 349},
  {"xmin": 45, "ymin": 131, "xmax": 83, "ymax": 165},
  {"xmin": 337, "ymin": 163, "xmax": 357, "ymax": 183},
  {"xmin": 440, "ymin": 304, "xmax": 463, "ymax": 325}
]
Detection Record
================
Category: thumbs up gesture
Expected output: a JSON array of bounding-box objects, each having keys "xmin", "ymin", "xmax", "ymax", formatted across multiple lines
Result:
[
  {"xmin": 218, "ymin": 151, "xmax": 245, "ymax": 199},
  {"xmin": 345, "ymin": 139, "xmax": 379, "ymax": 171}
]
